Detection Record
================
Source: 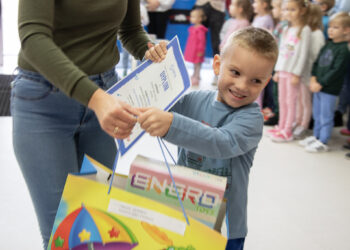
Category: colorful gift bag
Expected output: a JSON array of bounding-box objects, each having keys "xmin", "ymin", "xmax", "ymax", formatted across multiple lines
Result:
[{"xmin": 47, "ymin": 158, "xmax": 227, "ymax": 249}]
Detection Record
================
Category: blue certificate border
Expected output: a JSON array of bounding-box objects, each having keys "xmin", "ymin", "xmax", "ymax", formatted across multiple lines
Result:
[{"xmin": 107, "ymin": 36, "xmax": 190, "ymax": 155}]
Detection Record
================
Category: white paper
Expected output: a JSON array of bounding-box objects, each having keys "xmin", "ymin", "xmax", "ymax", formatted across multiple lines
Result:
[
  {"xmin": 107, "ymin": 37, "xmax": 190, "ymax": 155},
  {"xmin": 108, "ymin": 199, "xmax": 187, "ymax": 235}
]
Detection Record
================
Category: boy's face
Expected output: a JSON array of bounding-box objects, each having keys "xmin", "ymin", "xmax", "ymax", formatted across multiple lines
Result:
[
  {"xmin": 328, "ymin": 21, "xmax": 350, "ymax": 42},
  {"xmin": 213, "ymin": 44, "xmax": 274, "ymax": 108}
]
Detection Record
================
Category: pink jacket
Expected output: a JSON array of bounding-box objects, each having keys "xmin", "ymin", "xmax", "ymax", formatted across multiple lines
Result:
[{"xmin": 184, "ymin": 24, "xmax": 208, "ymax": 63}]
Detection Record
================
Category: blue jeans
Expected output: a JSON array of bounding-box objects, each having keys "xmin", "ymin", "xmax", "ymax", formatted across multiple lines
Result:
[
  {"xmin": 226, "ymin": 238, "xmax": 245, "ymax": 250},
  {"xmin": 11, "ymin": 68, "xmax": 118, "ymax": 249},
  {"xmin": 312, "ymin": 92, "xmax": 337, "ymax": 144}
]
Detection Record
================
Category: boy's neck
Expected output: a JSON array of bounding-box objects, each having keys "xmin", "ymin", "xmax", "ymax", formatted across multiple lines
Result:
[{"xmin": 332, "ymin": 37, "xmax": 347, "ymax": 43}]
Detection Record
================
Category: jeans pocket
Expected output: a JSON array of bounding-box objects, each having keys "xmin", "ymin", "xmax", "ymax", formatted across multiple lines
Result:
[{"xmin": 12, "ymin": 75, "xmax": 54, "ymax": 101}]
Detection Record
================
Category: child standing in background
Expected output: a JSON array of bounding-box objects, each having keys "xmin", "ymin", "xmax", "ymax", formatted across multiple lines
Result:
[
  {"xmin": 314, "ymin": 0, "xmax": 335, "ymax": 40},
  {"xmin": 293, "ymin": 3, "xmax": 326, "ymax": 139},
  {"xmin": 184, "ymin": 8, "xmax": 208, "ymax": 86},
  {"xmin": 269, "ymin": 0, "xmax": 311, "ymax": 142},
  {"xmin": 263, "ymin": 0, "xmax": 287, "ymax": 125},
  {"xmin": 138, "ymin": 27, "xmax": 279, "ymax": 250},
  {"xmin": 271, "ymin": 0, "xmax": 287, "ymax": 45},
  {"xmin": 300, "ymin": 12, "xmax": 350, "ymax": 152},
  {"xmin": 219, "ymin": 0, "xmax": 253, "ymax": 49},
  {"xmin": 252, "ymin": 0, "xmax": 274, "ymax": 31},
  {"xmin": 252, "ymin": 0, "xmax": 274, "ymax": 108}
]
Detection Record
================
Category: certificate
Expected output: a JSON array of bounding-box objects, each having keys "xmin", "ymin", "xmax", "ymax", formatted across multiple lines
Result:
[{"xmin": 107, "ymin": 36, "xmax": 190, "ymax": 155}]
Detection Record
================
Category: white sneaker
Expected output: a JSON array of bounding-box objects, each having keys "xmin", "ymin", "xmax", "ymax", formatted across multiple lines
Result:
[
  {"xmin": 305, "ymin": 140, "xmax": 329, "ymax": 153},
  {"xmin": 293, "ymin": 126, "xmax": 307, "ymax": 139},
  {"xmin": 299, "ymin": 136, "xmax": 317, "ymax": 147}
]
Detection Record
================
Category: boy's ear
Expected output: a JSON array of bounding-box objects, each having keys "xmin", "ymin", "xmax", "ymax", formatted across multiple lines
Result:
[{"xmin": 212, "ymin": 54, "xmax": 221, "ymax": 76}]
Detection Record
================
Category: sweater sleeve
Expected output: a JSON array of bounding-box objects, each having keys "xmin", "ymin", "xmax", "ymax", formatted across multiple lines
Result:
[
  {"xmin": 291, "ymin": 26, "xmax": 311, "ymax": 76},
  {"xmin": 164, "ymin": 108, "xmax": 263, "ymax": 159},
  {"xmin": 119, "ymin": 1, "xmax": 150, "ymax": 61},
  {"xmin": 18, "ymin": 0, "xmax": 150, "ymax": 106}
]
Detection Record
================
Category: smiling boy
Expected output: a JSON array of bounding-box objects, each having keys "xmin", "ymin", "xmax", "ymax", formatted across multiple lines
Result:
[{"xmin": 138, "ymin": 27, "xmax": 278, "ymax": 250}]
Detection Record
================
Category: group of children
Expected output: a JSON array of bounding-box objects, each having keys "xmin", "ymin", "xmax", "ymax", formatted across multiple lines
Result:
[
  {"xmin": 183, "ymin": 0, "xmax": 350, "ymax": 155},
  {"xmin": 134, "ymin": 2, "xmax": 349, "ymax": 249}
]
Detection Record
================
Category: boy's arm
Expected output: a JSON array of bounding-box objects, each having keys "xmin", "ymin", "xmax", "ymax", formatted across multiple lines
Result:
[{"xmin": 163, "ymin": 110, "xmax": 263, "ymax": 159}]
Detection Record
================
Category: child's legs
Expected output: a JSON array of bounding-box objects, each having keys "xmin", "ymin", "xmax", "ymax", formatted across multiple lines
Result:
[
  {"xmin": 319, "ymin": 92, "xmax": 337, "ymax": 144},
  {"xmin": 295, "ymin": 87, "xmax": 303, "ymax": 126},
  {"xmin": 312, "ymin": 92, "xmax": 322, "ymax": 139},
  {"xmin": 226, "ymin": 238, "xmax": 245, "ymax": 250},
  {"xmin": 193, "ymin": 63, "xmax": 202, "ymax": 78},
  {"xmin": 277, "ymin": 75, "xmax": 288, "ymax": 130},
  {"xmin": 283, "ymin": 75, "xmax": 299, "ymax": 134},
  {"xmin": 299, "ymin": 83, "xmax": 312, "ymax": 129}
]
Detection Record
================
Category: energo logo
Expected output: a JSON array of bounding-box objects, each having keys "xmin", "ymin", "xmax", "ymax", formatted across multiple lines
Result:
[{"xmin": 130, "ymin": 172, "xmax": 219, "ymax": 209}]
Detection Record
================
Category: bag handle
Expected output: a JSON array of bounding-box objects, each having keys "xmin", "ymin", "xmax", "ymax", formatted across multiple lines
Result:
[{"xmin": 157, "ymin": 137, "xmax": 190, "ymax": 225}]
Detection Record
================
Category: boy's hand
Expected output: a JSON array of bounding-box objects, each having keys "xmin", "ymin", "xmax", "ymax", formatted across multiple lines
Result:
[
  {"xmin": 310, "ymin": 81, "xmax": 322, "ymax": 93},
  {"xmin": 272, "ymin": 72, "xmax": 279, "ymax": 82},
  {"xmin": 291, "ymin": 74, "xmax": 300, "ymax": 86},
  {"xmin": 138, "ymin": 107, "xmax": 173, "ymax": 137}
]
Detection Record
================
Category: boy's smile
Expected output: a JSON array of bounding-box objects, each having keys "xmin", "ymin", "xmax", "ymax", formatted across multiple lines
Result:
[{"xmin": 213, "ymin": 44, "xmax": 274, "ymax": 108}]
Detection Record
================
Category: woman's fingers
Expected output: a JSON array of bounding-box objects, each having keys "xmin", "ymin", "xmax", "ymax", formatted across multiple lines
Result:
[{"xmin": 145, "ymin": 41, "xmax": 167, "ymax": 62}]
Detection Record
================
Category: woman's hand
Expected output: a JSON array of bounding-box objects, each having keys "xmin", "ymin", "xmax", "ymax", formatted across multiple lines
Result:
[
  {"xmin": 138, "ymin": 107, "xmax": 173, "ymax": 137},
  {"xmin": 272, "ymin": 72, "xmax": 279, "ymax": 82},
  {"xmin": 88, "ymin": 89, "xmax": 140, "ymax": 139},
  {"xmin": 144, "ymin": 41, "xmax": 167, "ymax": 62}
]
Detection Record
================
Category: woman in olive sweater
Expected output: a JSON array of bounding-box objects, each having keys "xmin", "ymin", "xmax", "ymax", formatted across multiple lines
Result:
[{"xmin": 12, "ymin": 0, "xmax": 166, "ymax": 248}]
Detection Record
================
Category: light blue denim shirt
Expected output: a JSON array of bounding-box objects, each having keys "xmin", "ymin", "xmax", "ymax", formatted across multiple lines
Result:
[{"xmin": 164, "ymin": 90, "xmax": 264, "ymax": 239}]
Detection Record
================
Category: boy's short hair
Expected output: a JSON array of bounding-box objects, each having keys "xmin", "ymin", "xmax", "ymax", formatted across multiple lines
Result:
[
  {"xmin": 221, "ymin": 27, "xmax": 279, "ymax": 64},
  {"xmin": 318, "ymin": 0, "xmax": 335, "ymax": 11},
  {"xmin": 329, "ymin": 12, "xmax": 350, "ymax": 28}
]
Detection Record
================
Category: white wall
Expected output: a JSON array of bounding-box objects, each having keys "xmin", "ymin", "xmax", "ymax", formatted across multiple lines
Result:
[{"xmin": 1, "ymin": 0, "xmax": 20, "ymax": 73}]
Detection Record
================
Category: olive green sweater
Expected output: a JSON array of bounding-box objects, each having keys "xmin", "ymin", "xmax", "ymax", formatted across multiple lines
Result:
[{"xmin": 18, "ymin": 0, "xmax": 150, "ymax": 105}]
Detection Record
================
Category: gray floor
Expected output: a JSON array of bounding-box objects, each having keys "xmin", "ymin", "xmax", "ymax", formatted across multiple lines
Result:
[{"xmin": 1, "ymin": 65, "xmax": 350, "ymax": 250}]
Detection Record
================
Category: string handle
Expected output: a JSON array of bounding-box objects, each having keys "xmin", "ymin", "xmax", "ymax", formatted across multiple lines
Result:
[{"xmin": 157, "ymin": 137, "xmax": 190, "ymax": 225}]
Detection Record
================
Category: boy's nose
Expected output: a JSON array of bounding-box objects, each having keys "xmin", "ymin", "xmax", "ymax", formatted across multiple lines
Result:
[{"xmin": 234, "ymin": 79, "xmax": 248, "ymax": 91}]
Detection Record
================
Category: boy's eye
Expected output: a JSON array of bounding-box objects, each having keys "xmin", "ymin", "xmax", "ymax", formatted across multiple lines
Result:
[
  {"xmin": 252, "ymin": 79, "xmax": 262, "ymax": 84},
  {"xmin": 231, "ymin": 70, "xmax": 240, "ymax": 76}
]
